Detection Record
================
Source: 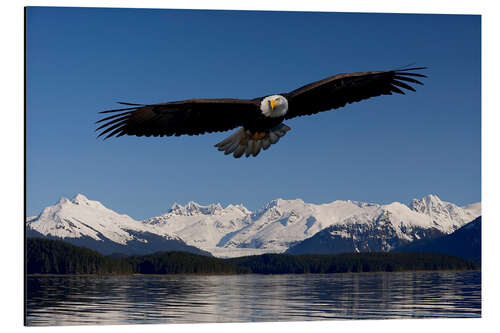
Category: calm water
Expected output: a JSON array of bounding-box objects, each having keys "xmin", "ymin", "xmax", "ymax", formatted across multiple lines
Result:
[{"xmin": 26, "ymin": 271, "xmax": 481, "ymax": 326}]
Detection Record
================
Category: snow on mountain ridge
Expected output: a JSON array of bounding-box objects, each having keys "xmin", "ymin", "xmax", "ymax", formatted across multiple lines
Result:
[
  {"xmin": 144, "ymin": 201, "xmax": 252, "ymax": 251},
  {"xmin": 211, "ymin": 196, "xmax": 480, "ymax": 253},
  {"xmin": 27, "ymin": 194, "xmax": 481, "ymax": 258},
  {"xmin": 408, "ymin": 194, "xmax": 477, "ymax": 232},
  {"xmin": 167, "ymin": 201, "xmax": 250, "ymax": 217},
  {"xmin": 27, "ymin": 194, "xmax": 178, "ymax": 245}
]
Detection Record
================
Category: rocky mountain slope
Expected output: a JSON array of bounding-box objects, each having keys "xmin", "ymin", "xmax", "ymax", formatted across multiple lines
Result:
[
  {"xmin": 393, "ymin": 216, "xmax": 481, "ymax": 263},
  {"xmin": 27, "ymin": 194, "xmax": 480, "ymax": 258},
  {"xmin": 145, "ymin": 194, "xmax": 480, "ymax": 256},
  {"xmin": 26, "ymin": 194, "xmax": 211, "ymax": 256}
]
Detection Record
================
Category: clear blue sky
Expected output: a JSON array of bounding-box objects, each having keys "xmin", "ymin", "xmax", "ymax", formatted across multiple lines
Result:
[{"xmin": 26, "ymin": 7, "xmax": 481, "ymax": 220}]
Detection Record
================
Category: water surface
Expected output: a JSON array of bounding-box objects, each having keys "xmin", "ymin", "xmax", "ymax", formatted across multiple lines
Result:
[{"xmin": 26, "ymin": 271, "xmax": 481, "ymax": 326}]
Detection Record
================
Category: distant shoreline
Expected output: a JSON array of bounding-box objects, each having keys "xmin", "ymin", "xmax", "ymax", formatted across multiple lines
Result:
[{"xmin": 27, "ymin": 269, "xmax": 481, "ymax": 277}]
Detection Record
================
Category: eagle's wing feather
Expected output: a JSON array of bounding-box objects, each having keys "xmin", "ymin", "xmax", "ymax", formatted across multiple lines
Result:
[
  {"xmin": 96, "ymin": 98, "xmax": 261, "ymax": 139},
  {"xmin": 283, "ymin": 67, "xmax": 426, "ymax": 120}
]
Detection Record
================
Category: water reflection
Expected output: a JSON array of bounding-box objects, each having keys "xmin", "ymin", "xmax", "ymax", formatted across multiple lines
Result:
[{"xmin": 26, "ymin": 271, "xmax": 481, "ymax": 326}]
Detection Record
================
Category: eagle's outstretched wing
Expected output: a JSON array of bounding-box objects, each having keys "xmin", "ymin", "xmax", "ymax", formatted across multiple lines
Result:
[
  {"xmin": 283, "ymin": 67, "xmax": 426, "ymax": 120},
  {"xmin": 96, "ymin": 98, "xmax": 262, "ymax": 139}
]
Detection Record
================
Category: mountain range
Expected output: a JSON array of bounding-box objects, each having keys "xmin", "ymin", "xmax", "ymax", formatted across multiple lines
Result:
[
  {"xmin": 26, "ymin": 194, "xmax": 210, "ymax": 256},
  {"xmin": 26, "ymin": 193, "xmax": 481, "ymax": 258}
]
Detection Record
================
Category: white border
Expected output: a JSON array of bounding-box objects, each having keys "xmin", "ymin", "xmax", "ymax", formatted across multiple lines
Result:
[{"xmin": 3, "ymin": 1, "xmax": 498, "ymax": 332}]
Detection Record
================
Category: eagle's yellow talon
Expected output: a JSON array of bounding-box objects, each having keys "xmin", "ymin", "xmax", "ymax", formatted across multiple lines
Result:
[{"xmin": 250, "ymin": 132, "xmax": 266, "ymax": 140}]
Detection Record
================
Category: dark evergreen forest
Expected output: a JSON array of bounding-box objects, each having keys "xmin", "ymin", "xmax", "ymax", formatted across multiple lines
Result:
[{"xmin": 26, "ymin": 238, "xmax": 479, "ymax": 275}]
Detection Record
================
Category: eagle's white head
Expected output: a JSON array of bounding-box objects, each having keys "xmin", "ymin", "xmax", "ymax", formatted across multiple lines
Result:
[{"xmin": 260, "ymin": 95, "xmax": 288, "ymax": 118}]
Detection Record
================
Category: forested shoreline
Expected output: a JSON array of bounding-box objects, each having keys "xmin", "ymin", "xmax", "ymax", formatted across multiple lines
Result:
[{"xmin": 26, "ymin": 238, "xmax": 479, "ymax": 275}]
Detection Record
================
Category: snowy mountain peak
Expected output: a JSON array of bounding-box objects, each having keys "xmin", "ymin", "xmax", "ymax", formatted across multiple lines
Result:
[
  {"xmin": 69, "ymin": 193, "xmax": 105, "ymax": 208},
  {"xmin": 72, "ymin": 193, "xmax": 89, "ymax": 203},
  {"xmin": 28, "ymin": 194, "xmax": 150, "ymax": 243},
  {"xmin": 262, "ymin": 198, "xmax": 282, "ymax": 209},
  {"xmin": 423, "ymin": 194, "xmax": 443, "ymax": 205},
  {"xmin": 249, "ymin": 198, "xmax": 308, "ymax": 221},
  {"xmin": 58, "ymin": 197, "xmax": 69, "ymax": 205},
  {"xmin": 52, "ymin": 193, "xmax": 104, "ymax": 210},
  {"xmin": 168, "ymin": 201, "xmax": 225, "ymax": 216},
  {"xmin": 409, "ymin": 194, "xmax": 445, "ymax": 214},
  {"xmin": 328, "ymin": 199, "xmax": 376, "ymax": 209},
  {"xmin": 407, "ymin": 194, "xmax": 480, "ymax": 234},
  {"xmin": 25, "ymin": 194, "xmax": 203, "ymax": 255},
  {"xmin": 226, "ymin": 204, "xmax": 252, "ymax": 215},
  {"xmin": 260, "ymin": 198, "xmax": 305, "ymax": 211}
]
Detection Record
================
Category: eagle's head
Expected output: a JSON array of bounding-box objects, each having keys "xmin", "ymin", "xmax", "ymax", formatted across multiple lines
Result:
[{"xmin": 260, "ymin": 95, "xmax": 288, "ymax": 118}]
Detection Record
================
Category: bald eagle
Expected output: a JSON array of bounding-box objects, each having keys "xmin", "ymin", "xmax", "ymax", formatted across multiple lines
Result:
[{"xmin": 96, "ymin": 67, "xmax": 426, "ymax": 158}]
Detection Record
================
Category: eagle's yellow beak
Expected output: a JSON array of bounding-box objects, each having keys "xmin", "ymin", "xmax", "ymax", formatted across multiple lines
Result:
[{"xmin": 270, "ymin": 99, "xmax": 278, "ymax": 110}]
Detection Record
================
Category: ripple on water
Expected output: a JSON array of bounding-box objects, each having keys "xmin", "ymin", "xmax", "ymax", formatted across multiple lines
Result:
[{"xmin": 26, "ymin": 271, "xmax": 481, "ymax": 326}]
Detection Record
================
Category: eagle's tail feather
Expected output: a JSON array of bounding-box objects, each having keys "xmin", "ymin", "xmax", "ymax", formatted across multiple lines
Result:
[{"xmin": 214, "ymin": 124, "xmax": 291, "ymax": 158}]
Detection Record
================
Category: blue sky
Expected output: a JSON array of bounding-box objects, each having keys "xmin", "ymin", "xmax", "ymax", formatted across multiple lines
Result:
[{"xmin": 26, "ymin": 7, "xmax": 481, "ymax": 220}]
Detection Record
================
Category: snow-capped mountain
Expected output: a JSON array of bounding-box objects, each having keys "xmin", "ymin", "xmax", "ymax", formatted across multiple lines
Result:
[
  {"xmin": 143, "ymin": 201, "xmax": 252, "ymax": 257},
  {"xmin": 409, "ymin": 194, "xmax": 481, "ymax": 228},
  {"xmin": 393, "ymin": 216, "xmax": 481, "ymax": 263},
  {"xmin": 27, "ymin": 193, "xmax": 481, "ymax": 258},
  {"xmin": 26, "ymin": 194, "xmax": 211, "ymax": 256},
  {"xmin": 215, "ymin": 195, "xmax": 480, "ymax": 255},
  {"xmin": 142, "ymin": 194, "xmax": 480, "ymax": 257}
]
